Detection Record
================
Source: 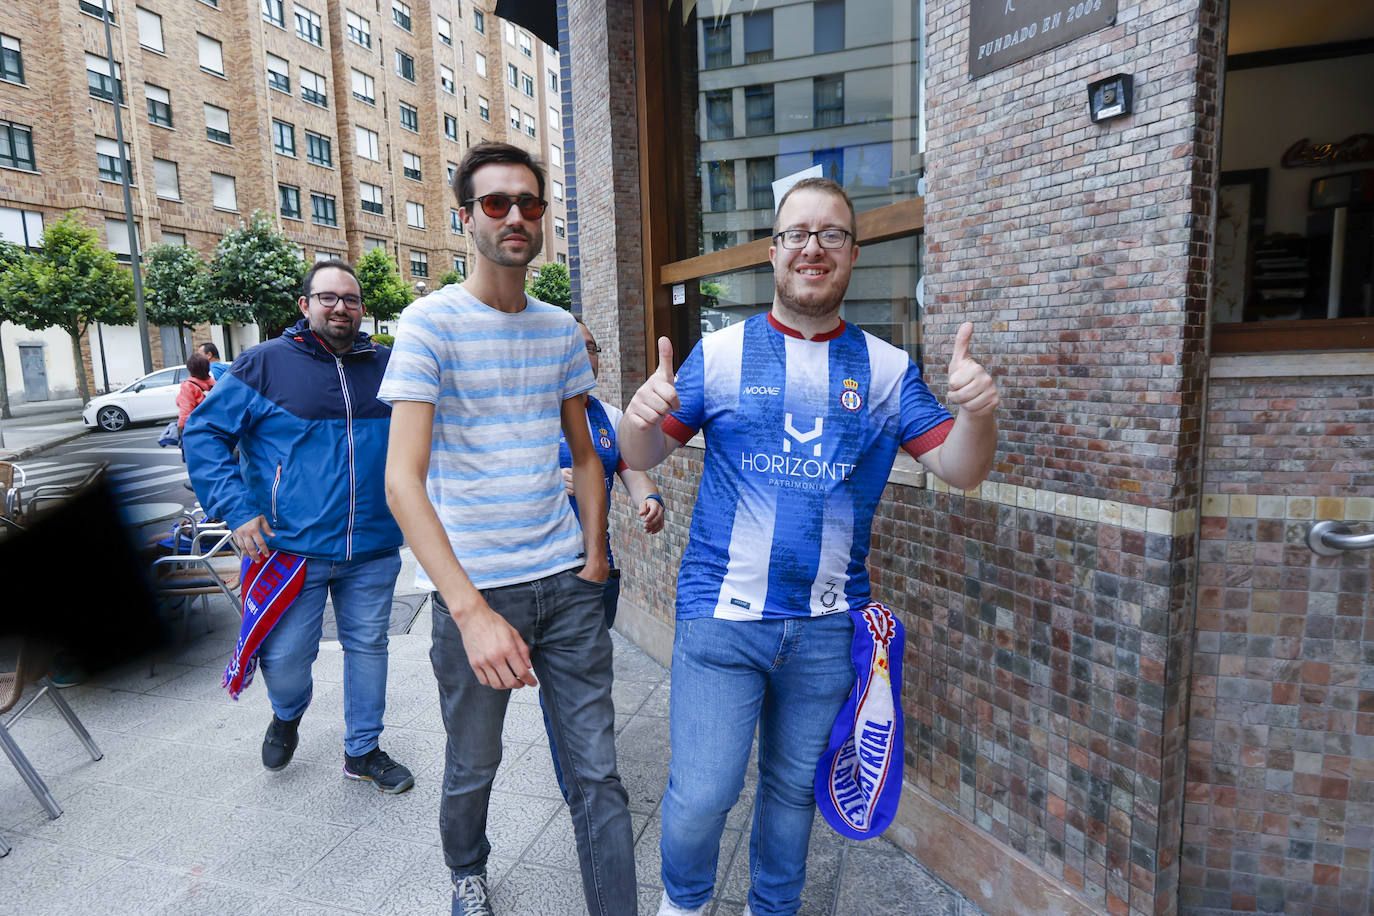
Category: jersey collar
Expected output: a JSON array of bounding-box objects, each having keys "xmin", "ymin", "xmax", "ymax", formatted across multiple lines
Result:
[{"xmin": 767, "ymin": 312, "xmax": 847, "ymax": 342}]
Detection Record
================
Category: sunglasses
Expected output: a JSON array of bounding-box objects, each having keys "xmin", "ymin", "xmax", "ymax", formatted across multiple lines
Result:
[{"xmin": 464, "ymin": 193, "xmax": 549, "ymax": 220}]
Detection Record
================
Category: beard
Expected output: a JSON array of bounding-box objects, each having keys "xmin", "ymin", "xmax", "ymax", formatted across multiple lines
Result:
[
  {"xmin": 310, "ymin": 313, "xmax": 360, "ymax": 351},
  {"xmin": 473, "ymin": 225, "xmax": 542, "ymax": 268},
  {"xmin": 774, "ymin": 271, "xmax": 847, "ymax": 319}
]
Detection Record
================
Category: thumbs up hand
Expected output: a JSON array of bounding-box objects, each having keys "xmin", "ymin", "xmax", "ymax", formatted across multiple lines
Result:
[
  {"xmin": 625, "ymin": 336, "xmax": 681, "ymax": 431},
  {"xmin": 946, "ymin": 322, "xmax": 999, "ymax": 417}
]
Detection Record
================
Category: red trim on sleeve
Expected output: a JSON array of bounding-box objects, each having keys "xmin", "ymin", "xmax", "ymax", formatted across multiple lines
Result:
[
  {"xmin": 662, "ymin": 415, "xmax": 697, "ymax": 445},
  {"xmin": 616, "ymin": 459, "xmax": 630, "ymax": 472},
  {"xmin": 766, "ymin": 312, "xmax": 846, "ymax": 342},
  {"xmin": 902, "ymin": 418, "xmax": 955, "ymax": 458}
]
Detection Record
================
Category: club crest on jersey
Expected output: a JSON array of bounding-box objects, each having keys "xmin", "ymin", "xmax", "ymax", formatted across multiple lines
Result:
[
  {"xmin": 839, "ymin": 378, "xmax": 863, "ymax": 412},
  {"xmin": 598, "ymin": 427, "xmax": 612, "ymax": 449}
]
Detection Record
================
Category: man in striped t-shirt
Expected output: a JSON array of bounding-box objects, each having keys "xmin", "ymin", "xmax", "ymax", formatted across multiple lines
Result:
[
  {"xmin": 381, "ymin": 143, "xmax": 634, "ymax": 916},
  {"xmin": 620, "ymin": 178, "xmax": 1000, "ymax": 916}
]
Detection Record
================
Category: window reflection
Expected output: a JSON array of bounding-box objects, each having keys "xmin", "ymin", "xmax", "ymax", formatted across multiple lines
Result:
[
  {"xmin": 677, "ymin": 1, "xmax": 927, "ymax": 361},
  {"xmin": 691, "ymin": 235, "xmax": 926, "ymax": 363}
]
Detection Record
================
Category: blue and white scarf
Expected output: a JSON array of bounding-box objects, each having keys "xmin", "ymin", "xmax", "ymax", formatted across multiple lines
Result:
[{"xmin": 814, "ymin": 601, "xmax": 906, "ymax": 839}]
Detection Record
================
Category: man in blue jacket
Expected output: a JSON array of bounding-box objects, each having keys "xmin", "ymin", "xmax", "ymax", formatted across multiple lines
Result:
[{"xmin": 185, "ymin": 259, "xmax": 413, "ymax": 794}]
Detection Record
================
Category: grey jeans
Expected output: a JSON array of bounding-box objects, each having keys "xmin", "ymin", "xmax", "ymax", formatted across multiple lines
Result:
[{"xmin": 431, "ymin": 568, "xmax": 636, "ymax": 916}]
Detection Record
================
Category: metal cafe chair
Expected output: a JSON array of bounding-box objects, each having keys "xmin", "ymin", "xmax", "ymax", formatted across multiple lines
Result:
[{"xmin": 0, "ymin": 640, "xmax": 104, "ymax": 826}]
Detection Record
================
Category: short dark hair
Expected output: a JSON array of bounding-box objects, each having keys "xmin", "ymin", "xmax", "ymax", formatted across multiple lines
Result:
[
  {"xmin": 186, "ymin": 352, "xmax": 211, "ymax": 380},
  {"xmin": 773, "ymin": 177, "xmax": 858, "ymax": 238},
  {"xmin": 452, "ymin": 141, "xmax": 545, "ymax": 209},
  {"xmin": 302, "ymin": 258, "xmax": 360, "ymax": 300},
  {"xmin": 197, "ymin": 342, "xmax": 219, "ymax": 359}
]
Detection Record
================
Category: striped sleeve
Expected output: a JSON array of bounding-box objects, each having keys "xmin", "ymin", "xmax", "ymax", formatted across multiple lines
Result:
[{"xmin": 377, "ymin": 301, "xmax": 443, "ymax": 404}]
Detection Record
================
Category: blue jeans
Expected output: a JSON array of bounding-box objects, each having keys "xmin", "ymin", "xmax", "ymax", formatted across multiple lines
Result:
[
  {"xmin": 255, "ymin": 550, "xmax": 401, "ymax": 757},
  {"xmin": 431, "ymin": 568, "xmax": 635, "ymax": 916},
  {"xmin": 660, "ymin": 613, "xmax": 855, "ymax": 916}
]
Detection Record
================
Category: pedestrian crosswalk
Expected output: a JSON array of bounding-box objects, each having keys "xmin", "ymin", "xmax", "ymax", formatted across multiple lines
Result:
[{"xmin": 15, "ymin": 458, "xmax": 192, "ymax": 504}]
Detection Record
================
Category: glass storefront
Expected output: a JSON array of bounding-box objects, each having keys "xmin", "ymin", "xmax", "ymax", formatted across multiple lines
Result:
[{"xmin": 664, "ymin": 0, "xmax": 928, "ymax": 361}]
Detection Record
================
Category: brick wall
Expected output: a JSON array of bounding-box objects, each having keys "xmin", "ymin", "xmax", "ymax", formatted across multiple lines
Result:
[{"xmin": 1183, "ymin": 372, "xmax": 1374, "ymax": 915}]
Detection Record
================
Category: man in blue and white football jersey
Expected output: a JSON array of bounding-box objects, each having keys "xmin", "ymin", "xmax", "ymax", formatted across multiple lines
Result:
[{"xmin": 619, "ymin": 177, "xmax": 1000, "ymax": 916}]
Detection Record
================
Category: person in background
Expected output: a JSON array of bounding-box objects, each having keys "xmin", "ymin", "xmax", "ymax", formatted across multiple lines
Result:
[
  {"xmin": 176, "ymin": 352, "xmax": 215, "ymax": 442},
  {"xmin": 198, "ymin": 342, "xmax": 228, "ymax": 380},
  {"xmin": 560, "ymin": 321, "xmax": 666, "ymax": 628}
]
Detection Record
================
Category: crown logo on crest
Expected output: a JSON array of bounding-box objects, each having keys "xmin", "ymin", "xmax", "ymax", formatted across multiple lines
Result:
[{"xmin": 842, "ymin": 378, "xmax": 858, "ymax": 391}]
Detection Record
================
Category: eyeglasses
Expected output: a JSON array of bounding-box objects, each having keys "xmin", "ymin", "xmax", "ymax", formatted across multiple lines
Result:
[
  {"xmin": 311, "ymin": 292, "xmax": 364, "ymax": 311},
  {"xmin": 586, "ymin": 343, "xmax": 602, "ymax": 354},
  {"xmin": 773, "ymin": 228, "xmax": 853, "ymax": 250},
  {"xmin": 464, "ymin": 193, "xmax": 549, "ymax": 220}
]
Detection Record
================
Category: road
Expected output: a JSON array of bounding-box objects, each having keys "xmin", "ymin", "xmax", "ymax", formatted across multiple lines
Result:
[{"xmin": 15, "ymin": 424, "xmax": 198, "ymax": 516}]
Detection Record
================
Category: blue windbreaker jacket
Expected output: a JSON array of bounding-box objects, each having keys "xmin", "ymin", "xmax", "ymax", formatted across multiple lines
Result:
[{"xmin": 184, "ymin": 319, "xmax": 403, "ymax": 562}]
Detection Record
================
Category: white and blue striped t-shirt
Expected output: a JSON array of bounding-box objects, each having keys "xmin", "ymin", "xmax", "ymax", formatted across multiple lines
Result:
[
  {"xmin": 378, "ymin": 285, "xmax": 596, "ymax": 591},
  {"xmin": 661, "ymin": 313, "xmax": 954, "ymax": 621}
]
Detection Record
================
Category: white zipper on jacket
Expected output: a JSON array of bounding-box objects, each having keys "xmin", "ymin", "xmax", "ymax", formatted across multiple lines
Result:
[{"xmin": 334, "ymin": 355, "xmax": 356, "ymax": 560}]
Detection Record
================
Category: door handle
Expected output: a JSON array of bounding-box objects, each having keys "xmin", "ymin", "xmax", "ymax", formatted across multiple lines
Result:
[{"xmin": 1307, "ymin": 521, "xmax": 1374, "ymax": 556}]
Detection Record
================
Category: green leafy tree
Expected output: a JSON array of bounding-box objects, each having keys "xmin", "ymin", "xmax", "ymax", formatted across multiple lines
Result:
[
  {"xmin": 0, "ymin": 239, "xmax": 26, "ymax": 417},
  {"xmin": 142, "ymin": 243, "xmax": 212, "ymax": 362},
  {"xmin": 0, "ymin": 212, "xmax": 134, "ymax": 402},
  {"xmin": 526, "ymin": 261, "xmax": 571, "ymax": 310},
  {"xmin": 208, "ymin": 211, "xmax": 306, "ymax": 342},
  {"xmin": 436, "ymin": 268, "xmax": 464, "ymax": 289},
  {"xmin": 355, "ymin": 247, "xmax": 412, "ymax": 324},
  {"xmin": 700, "ymin": 279, "xmax": 726, "ymax": 311}
]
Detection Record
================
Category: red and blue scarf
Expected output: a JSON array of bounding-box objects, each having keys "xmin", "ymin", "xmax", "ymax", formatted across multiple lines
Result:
[
  {"xmin": 222, "ymin": 550, "xmax": 307, "ymax": 699},
  {"xmin": 815, "ymin": 601, "xmax": 906, "ymax": 840}
]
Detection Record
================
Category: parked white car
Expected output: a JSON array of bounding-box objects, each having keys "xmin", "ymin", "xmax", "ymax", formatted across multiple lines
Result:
[{"xmin": 82, "ymin": 366, "xmax": 188, "ymax": 432}]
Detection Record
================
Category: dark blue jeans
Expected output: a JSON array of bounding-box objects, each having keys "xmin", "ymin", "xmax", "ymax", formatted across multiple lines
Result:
[{"xmin": 431, "ymin": 568, "xmax": 634, "ymax": 916}]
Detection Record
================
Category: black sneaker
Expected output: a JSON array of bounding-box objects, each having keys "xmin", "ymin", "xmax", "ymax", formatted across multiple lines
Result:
[
  {"xmin": 262, "ymin": 714, "xmax": 301, "ymax": 771},
  {"xmin": 343, "ymin": 747, "xmax": 415, "ymax": 794},
  {"xmin": 452, "ymin": 873, "xmax": 493, "ymax": 916}
]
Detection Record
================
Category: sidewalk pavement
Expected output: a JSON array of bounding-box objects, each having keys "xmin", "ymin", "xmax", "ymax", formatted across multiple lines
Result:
[
  {"xmin": 0, "ymin": 397, "xmax": 88, "ymax": 461},
  {"xmin": 0, "ymin": 550, "xmax": 986, "ymax": 916}
]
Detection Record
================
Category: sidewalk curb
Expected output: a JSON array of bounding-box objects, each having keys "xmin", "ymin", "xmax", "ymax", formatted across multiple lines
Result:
[{"xmin": 0, "ymin": 426, "xmax": 90, "ymax": 462}]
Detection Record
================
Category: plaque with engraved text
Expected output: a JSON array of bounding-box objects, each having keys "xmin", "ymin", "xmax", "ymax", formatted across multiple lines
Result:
[{"xmin": 969, "ymin": 0, "xmax": 1118, "ymax": 79}]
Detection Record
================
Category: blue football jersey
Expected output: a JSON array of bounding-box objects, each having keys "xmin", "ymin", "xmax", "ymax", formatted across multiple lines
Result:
[{"xmin": 663, "ymin": 314, "xmax": 953, "ymax": 621}]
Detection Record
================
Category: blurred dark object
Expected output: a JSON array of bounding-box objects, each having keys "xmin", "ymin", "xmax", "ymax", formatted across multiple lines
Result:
[
  {"xmin": 0, "ymin": 470, "xmax": 168, "ymax": 673},
  {"xmin": 495, "ymin": 0, "xmax": 558, "ymax": 49}
]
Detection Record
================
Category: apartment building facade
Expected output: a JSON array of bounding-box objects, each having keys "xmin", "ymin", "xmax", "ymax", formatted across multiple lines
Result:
[{"xmin": 0, "ymin": 0, "xmax": 569, "ymax": 400}]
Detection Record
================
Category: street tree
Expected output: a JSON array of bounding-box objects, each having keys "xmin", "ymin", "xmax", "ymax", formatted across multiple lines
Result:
[
  {"xmin": 526, "ymin": 261, "xmax": 571, "ymax": 310},
  {"xmin": 355, "ymin": 247, "xmax": 412, "ymax": 325},
  {"xmin": 0, "ymin": 212, "xmax": 134, "ymax": 402},
  {"xmin": 142, "ymin": 243, "xmax": 212, "ymax": 362},
  {"xmin": 436, "ymin": 268, "xmax": 464, "ymax": 289},
  {"xmin": 208, "ymin": 211, "xmax": 306, "ymax": 342},
  {"xmin": 0, "ymin": 239, "xmax": 25, "ymax": 418}
]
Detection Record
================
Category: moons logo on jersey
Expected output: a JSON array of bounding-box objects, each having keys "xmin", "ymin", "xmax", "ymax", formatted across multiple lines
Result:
[{"xmin": 840, "ymin": 378, "xmax": 863, "ymax": 412}]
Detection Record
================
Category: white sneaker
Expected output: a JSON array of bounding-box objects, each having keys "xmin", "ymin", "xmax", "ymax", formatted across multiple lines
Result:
[{"xmin": 656, "ymin": 890, "xmax": 707, "ymax": 916}]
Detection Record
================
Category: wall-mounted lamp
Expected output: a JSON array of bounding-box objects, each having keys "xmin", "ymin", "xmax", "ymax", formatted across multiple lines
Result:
[{"xmin": 1087, "ymin": 74, "xmax": 1133, "ymax": 124}]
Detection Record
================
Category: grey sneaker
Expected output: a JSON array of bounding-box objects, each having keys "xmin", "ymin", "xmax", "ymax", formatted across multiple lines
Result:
[{"xmin": 452, "ymin": 873, "xmax": 493, "ymax": 916}]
